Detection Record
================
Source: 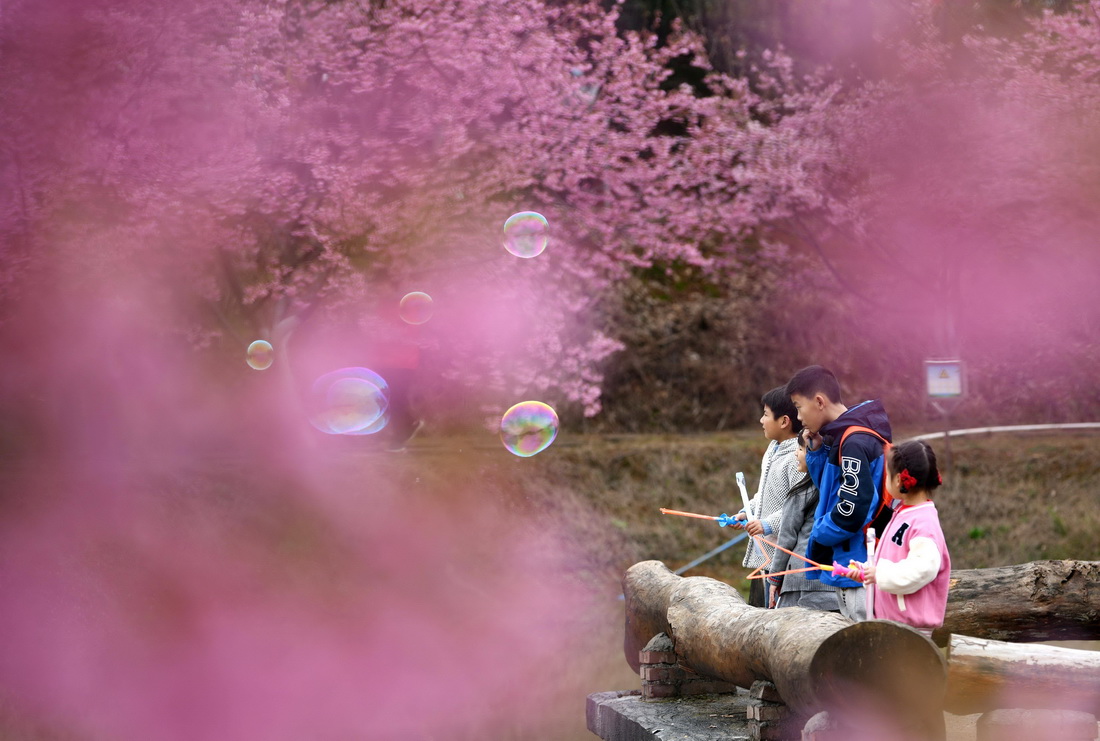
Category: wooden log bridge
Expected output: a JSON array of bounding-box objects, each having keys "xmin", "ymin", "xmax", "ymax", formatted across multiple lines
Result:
[
  {"xmin": 624, "ymin": 560, "xmax": 1100, "ymax": 719},
  {"xmin": 624, "ymin": 560, "xmax": 948, "ymax": 719}
]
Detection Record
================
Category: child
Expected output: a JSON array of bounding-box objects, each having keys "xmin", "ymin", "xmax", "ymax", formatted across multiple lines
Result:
[
  {"xmin": 785, "ymin": 365, "xmax": 893, "ymax": 621},
  {"xmin": 844, "ymin": 440, "xmax": 951, "ymax": 633},
  {"xmin": 766, "ymin": 431, "xmax": 840, "ymax": 611},
  {"xmin": 732, "ymin": 386, "xmax": 804, "ymax": 607}
]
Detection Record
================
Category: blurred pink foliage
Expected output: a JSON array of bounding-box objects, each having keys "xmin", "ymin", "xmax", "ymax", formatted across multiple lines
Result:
[
  {"xmin": 776, "ymin": 0, "xmax": 1100, "ymax": 420},
  {"xmin": 813, "ymin": 0, "xmax": 1100, "ymax": 320},
  {"xmin": 0, "ymin": 455, "xmax": 591, "ymax": 739},
  {"xmin": 0, "ymin": 0, "xmax": 829, "ymax": 735},
  {"xmin": 0, "ymin": 0, "xmax": 833, "ymax": 418}
]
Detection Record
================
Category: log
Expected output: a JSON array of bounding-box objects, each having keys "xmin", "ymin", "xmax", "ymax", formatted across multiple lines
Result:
[
  {"xmin": 939, "ymin": 560, "xmax": 1100, "ymax": 643},
  {"xmin": 945, "ymin": 634, "xmax": 1100, "ymax": 717},
  {"xmin": 624, "ymin": 560, "xmax": 1100, "ymax": 723},
  {"xmin": 623, "ymin": 561, "xmax": 947, "ymax": 717}
]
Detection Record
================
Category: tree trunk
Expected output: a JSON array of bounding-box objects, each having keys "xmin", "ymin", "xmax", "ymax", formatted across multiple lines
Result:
[
  {"xmin": 623, "ymin": 560, "xmax": 947, "ymax": 717},
  {"xmin": 938, "ymin": 560, "xmax": 1100, "ymax": 643},
  {"xmin": 945, "ymin": 634, "xmax": 1100, "ymax": 716}
]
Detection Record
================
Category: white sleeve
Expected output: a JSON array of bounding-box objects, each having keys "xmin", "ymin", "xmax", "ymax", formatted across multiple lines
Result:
[{"xmin": 875, "ymin": 537, "xmax": 941, "ymax": 595}]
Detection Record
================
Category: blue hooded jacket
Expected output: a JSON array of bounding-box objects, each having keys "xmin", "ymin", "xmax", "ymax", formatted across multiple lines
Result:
[{"xmin": 804, "ymin": 400, "xmax": 892, "ymax": 588}]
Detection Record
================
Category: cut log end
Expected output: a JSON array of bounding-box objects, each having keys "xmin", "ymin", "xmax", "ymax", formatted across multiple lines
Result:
[{"xmin": 810, "ymin": 620, "xmax": 947, "ymax": 720}]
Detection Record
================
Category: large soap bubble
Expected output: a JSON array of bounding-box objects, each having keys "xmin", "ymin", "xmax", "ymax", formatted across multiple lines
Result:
[
  {"xmin": 307, "ymin": 368, "xmax": 390, "ymax": 435},
  {"xmin": 502, "ymin": 211, "xmax": 549, "ymax": 259},
  {"xmin": 399, "ymin": 291, "xmax": 434, "ymax": 325},
  {"xmin": 500, "ymin": 401, "xmax": 559, "ymax": 457}
]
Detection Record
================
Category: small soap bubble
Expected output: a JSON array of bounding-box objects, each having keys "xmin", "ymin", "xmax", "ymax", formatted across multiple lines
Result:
[
  {"xmin": 399, "ymin": 291, "xmax": 434, "ymax": 325},
  {"xmin": 246, "ymin": 340, "xmax": 274, "ymax": 370},
  {"xmin": 307, "ymin": 368, "xmax": 390, "ymax": 435},
  {"xmin": 500, "ymin": 401, "xmax": 559, "ymax": 457},
  {"xmin": 502, "ymin": 211, "xmax": 549, "ymax": 259}
]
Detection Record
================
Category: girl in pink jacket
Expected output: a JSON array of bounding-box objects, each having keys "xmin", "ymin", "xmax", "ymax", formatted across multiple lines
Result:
[{"xmin": 843, "ymin": 440, "xmax": 950, "ymax": 633}]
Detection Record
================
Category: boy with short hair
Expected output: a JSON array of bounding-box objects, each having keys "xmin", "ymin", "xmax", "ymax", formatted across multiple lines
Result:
[
  {"xmin": 733, "ymin": 386, "xmax": 804, "ymax": 607},
  {"xmin": 784, "ymin": 365, "xmax": 893, "ymax": 621}
]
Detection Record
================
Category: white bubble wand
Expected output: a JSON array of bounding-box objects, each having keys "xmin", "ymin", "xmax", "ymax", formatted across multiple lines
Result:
[
  {"xmin": 736, "ymin": 471, "xmax": 753, "ymax": 524},
  {"xmin": 865, "ymin": 528, "xmax": 877, "ymax": 620}
]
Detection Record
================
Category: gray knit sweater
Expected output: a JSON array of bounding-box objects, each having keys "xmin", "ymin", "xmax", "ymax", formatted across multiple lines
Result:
[{"xmin": 741, "ymin": 437, "xmax": 802, "ymax": 569}]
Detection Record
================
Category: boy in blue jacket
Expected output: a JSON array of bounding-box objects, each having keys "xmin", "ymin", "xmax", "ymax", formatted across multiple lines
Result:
[{"xmin": 785, "ymin": 365, "xmax": 892, "ymax": 621}]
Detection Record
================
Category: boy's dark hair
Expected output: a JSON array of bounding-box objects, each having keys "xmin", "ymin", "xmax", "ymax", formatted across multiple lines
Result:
[
  {"xmin": 785, "ymin": 365, "xmax": 843, "ymax": 405},
  {"xmin": 888, "ymin": 440, "xmax": 943, "ymax": 495},
  {"xmin": 761, "ymin": 386, "xmax": 803, "ymax": 434}
]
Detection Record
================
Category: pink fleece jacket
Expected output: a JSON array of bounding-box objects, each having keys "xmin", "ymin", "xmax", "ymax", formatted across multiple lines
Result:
[{"xmin": 872, "ymin": 501, "xmax": 951, "ymax": 630}]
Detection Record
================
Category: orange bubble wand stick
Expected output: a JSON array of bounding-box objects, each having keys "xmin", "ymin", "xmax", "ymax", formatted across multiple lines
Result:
[
  {"xmin": 659, "ymin": 508, "xmax": 720, "ymax": 521},
  {"xmin": 745, "ymin": 534, "xmax": 835, "ymax": 579},
  {"xmin": 660, "ymin": 508, "xmax": 751, "ymax": 528},
  {"xmin": 659, "ymin": 508, "xmax": 836, "ymax": 582}
]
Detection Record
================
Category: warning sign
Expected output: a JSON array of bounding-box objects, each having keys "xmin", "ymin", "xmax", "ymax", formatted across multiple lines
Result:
[{"xmin": 925, "ymin": 360, "xmax": 964, "ymax": 399}]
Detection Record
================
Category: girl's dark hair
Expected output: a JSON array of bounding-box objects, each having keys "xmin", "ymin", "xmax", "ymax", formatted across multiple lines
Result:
[
  {"xmin": 761, "ymin": 386, "xmax": 803, "ymax": 434},
  {"xmin": 888, "ymin": 440, "xmax": 943, "ymax": 494}
]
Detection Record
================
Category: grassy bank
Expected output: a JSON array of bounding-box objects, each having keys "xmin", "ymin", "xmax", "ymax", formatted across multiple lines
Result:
[{"xmin": 504, "ymin": 428, "xmax": 1100, "ymax": 594}]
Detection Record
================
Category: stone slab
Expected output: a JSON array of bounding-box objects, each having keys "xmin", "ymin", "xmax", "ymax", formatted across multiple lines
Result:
[{"xmin": 587, "ymin": 689, "xmax": 753, "ymax": 741}]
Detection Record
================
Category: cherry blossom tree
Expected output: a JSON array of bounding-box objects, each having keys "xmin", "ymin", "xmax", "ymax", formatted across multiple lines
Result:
[
  {"xmin": 1, "ymin": 0, "xmax": 841, "ymax": 428},
  {"xmin": 779, "ymin": 0, "xmax": 1100, "ymax": 421}
]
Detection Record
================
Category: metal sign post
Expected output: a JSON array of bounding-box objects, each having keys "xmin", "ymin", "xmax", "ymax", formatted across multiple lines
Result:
[{"xmin": 925, "ymin": 360, "xmax": 965, "ymax": 474}]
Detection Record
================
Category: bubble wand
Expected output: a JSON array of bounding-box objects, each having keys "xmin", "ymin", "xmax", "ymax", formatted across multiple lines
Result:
[
  {"xmin": 735, "ymin": 471, "xmax": 753, "ymax": 523},
  {"xmin": 658, "ymin": 508, "xmax": 837, "ymax": 577},
  {"xmin": 865, "ymin": 528, "xmax": 877, "ymax": 618},
  {"xmin": 659, "ymin": 508, "xmax": 743, "ymax": 527}
]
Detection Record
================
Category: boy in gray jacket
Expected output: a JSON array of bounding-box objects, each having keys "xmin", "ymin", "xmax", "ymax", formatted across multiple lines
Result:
[{"xmin": 733, "ymin": 386, "xmax": 804, "ymax": 607}]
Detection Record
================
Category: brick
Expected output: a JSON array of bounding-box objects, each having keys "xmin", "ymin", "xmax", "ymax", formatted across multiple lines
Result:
[
  {"xmin": 641, "ymin": 682, "xmax": 679, "ymax": 700},
  {"xmin": 639, "ymin": 650, "xmax": 677, "ymax": 665},
  {"xmin": 641, "ymin": 665, "xmax": 676, "ymax": 683}
]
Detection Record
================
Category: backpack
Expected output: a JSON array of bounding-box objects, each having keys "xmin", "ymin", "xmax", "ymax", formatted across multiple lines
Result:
[{"xmin": 837, "ymin": 426, "xmax": 894, "ymax": 537}]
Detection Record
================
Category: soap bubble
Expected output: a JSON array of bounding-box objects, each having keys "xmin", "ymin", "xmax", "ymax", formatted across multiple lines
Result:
[
  {"xmin": 502, "ymin": 212, "xmax": 549, "ymax": 259},
  {"xmin": 307, "ymin": 368, "xmax": 389, "ymax": 435},
  {"xmin": 500, "ymin": 401, "xmax": 559, "ymax": 457},
  {"xmin": 246, "ymin": 340, "xmax": 274, "ymax": 370},
  {"xmin": 399, "ymin": 292, "xmax": 434, "ymax": 325},
  {"xmin": 343, "ymin": 408, "xmax": 390, "ymax": 436}
]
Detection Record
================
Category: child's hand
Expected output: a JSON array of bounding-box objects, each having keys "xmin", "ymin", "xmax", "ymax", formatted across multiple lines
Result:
[
  {"xmin": 766, "ymin": 576, "xmax": 782, "ymax": 608},
  {"xmin": 745, "ymin": 519, "xmax": 764, "ymax": 537},
  {"xmin": 802, "ymin": 429, "xmax": 823, "ymax": 452},
  {"xmin": 862, "ymin": 563, "xmax": 876, "ymax": 585},
  {"xmin": 833, "ymin": 560, "xmax": 870, "ymax": 582}
]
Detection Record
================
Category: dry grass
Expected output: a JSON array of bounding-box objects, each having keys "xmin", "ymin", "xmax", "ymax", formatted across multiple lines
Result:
[{"xmin": 513, "ymin": 428, "xmax": 1100, "ymax": 590}]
